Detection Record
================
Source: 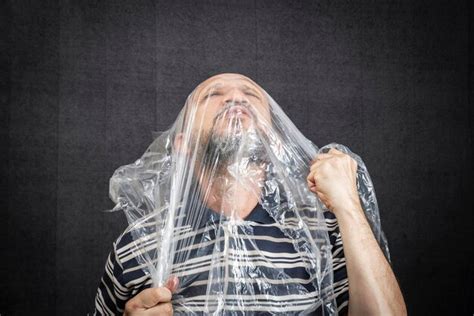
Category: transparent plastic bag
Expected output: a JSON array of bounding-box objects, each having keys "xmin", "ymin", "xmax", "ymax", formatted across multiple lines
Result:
[{"xmin": 107, "ymin": 73, "xmax": 390, "ymax": 315}]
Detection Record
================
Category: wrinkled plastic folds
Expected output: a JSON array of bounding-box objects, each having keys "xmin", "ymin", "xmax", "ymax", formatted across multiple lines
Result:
[{"xmin": 107, "ymin": 74, "xmax": 390, "ymax": 315}]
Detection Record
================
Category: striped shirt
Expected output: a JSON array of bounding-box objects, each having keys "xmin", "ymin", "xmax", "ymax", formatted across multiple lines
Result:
[{"xmin": 94, "ymin": 202, "xmax": 349, "ymax": 315}]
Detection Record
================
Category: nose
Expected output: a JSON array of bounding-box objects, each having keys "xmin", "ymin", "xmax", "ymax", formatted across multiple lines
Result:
[{"xmin": 223, "ymin": 88, "xmax": 247, "ymax": 105}]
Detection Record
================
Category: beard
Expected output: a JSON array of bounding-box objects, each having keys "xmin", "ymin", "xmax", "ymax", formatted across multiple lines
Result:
[{"xmin": 193, "ymin": 119, "xmax": 268, "ymax": 176}]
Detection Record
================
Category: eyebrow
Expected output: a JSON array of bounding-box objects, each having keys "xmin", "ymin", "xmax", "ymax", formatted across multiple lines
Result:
[
  {"xmin": 200, "ymin": 83, "xmax": 262, "ymax": 100},
  {"xmin": 241, "ymin": 84, "xmax": 261, "ymax": 97}
]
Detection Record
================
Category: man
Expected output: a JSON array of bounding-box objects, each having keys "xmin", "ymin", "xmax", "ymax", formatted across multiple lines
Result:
[{"xmin": 94, "ymin": 73, "xmax": 407, "ymax": 315}]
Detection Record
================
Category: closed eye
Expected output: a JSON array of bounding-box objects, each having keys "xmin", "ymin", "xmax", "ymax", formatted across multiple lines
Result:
[
  {"xmin": 245, "ymin": 92, "xmax": 260, "ymax": 100},
  {"xmin": 202, "ymin": 91, "xmax": 222, "ymax": 100}
]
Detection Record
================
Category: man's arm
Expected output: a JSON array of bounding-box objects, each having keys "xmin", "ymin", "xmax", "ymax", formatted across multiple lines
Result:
[
  {"xmin": 334, "ymin": 201, "xmax": 407, "ymax": 315},
  {"xmin": 307, "ymin": 148, "xmax": 407, "ymax": 315}
]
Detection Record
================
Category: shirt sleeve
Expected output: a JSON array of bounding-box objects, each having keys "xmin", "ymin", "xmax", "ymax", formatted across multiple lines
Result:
[
  {"xmin": 93, "ymin": 241, "xmax": 131, "ymax": 316},
  {"xmin": 326, "ymin": 211, "xmax": 350, "ymax": 315}
]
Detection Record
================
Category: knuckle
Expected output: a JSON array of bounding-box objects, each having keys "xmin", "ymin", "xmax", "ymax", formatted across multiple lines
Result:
[
  {"xmin": 165, "ymin": 303, "xmax": 173, "ymax": 314},
  {"xmin": 344, "ymin": 154, "xmax": 356, "ymax": 165},
  {"xmin": 337, "ymin": 155, "xmax": 347, "ymax": 163},
  {"xmin": 155, "ymin": 287, "xmax": 164, "ymax": 298},
  {"xmin": 160, "ymin": 287, "xmax": 172, "ymax": 299},
  {"xmin": 124, "ymin": 300, "xmax": 134, "ymax": 312}
]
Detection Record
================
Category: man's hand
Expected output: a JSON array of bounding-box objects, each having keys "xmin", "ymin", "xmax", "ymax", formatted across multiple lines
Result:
[
  {"xmin": 123, "ymin": 276, "xmax": 179, "ymax": 316},
  {"xmin": 306, "ymin": 148, "xmax": 361, "ymax": 216}
]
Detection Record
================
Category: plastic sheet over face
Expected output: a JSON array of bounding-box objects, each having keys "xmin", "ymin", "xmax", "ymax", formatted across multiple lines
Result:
[{"xmin": 108, "ymin": 73, "xmax": 390, "ymax": 315}]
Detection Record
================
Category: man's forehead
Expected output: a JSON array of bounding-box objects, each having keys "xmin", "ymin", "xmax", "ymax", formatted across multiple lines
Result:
[{"xmin": 194, "ymin": 73, "xmax": 264, "ymax": 95}]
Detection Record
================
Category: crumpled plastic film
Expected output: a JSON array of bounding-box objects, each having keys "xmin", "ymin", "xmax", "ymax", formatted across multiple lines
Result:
[{"xmin": 107, "ymin": 74, "xmax": 390, "ymax": 315}]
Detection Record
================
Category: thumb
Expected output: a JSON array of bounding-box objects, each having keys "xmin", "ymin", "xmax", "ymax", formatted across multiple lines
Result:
[{"xmin": 165, "ymin": 275, "xmax": 179, "ymax": 293}]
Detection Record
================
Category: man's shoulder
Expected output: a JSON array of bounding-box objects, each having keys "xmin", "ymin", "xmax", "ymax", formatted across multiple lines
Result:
[
  {"xmin": 108, "ymin": 226, "xmax": 153, "ymax": 287},
  {"xmin": 94, "ymin": 228, "xmax": 153, "ymax": 315}
]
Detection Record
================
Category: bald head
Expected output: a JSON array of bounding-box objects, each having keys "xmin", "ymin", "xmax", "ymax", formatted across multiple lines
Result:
[{"xmin": 192, "ymin": 73, "xmax": 266, "ymax": 102}]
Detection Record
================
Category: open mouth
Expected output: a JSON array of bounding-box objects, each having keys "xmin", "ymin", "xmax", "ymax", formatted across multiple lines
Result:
[{"xmin": 224, "ymin": 105, "xmax": 251, "ymax": 118}]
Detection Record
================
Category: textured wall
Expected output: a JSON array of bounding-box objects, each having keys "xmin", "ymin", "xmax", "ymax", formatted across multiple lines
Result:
[{"xmin": 3, "ymin": 0, "xmax": 473, "ymax": 315}]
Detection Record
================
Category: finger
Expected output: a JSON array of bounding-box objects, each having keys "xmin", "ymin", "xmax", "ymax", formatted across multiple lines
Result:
[
  {"xmin": 308, "ymin": 178, "xmax": 318, "ymax": 193},
  {"xmin": 310, "ymin": 157, "xmax": 331, "ymax": 172},
  {"xmin": 129, "ymin": 287, "xmax": 172, "ymax": 310},
  {"xmin": 143, "ymin": 302, "xmax": 173, "ymax": 316},
  {"xmin": 310, "ymin": 160, "xmax": 321, "ymax": 172},
  {"xmin": 165, "ymin": 275, "xmax": 179, "ymax": 293},
  {"xmin": 328, "ymin": 148, "xmax": 343, "ymax": 154},
  {"xmin": 310, "ymin": 155, "xmax": 333, "ymax": 168},
  {"xmin": 306, "ymin": 169, "xmax": 316, "ymax": 183},
  {"xmin": 310, "ymin": 153, "xmax": 332, "ymax": 164}
]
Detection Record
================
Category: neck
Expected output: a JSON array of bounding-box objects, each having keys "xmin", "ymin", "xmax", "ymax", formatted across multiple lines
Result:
[{"xmin": 198, "ymin": 164, "xmax": 265, "ymax": 219}]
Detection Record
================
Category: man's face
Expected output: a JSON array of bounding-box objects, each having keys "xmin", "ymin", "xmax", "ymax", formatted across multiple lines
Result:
[
  {"xmin": 189, "ymin": 73, "xmax": 272, "ymax": 139},
  {"xmin": 184, "ymin": 73, "xmax": 272, "ymax": 172}
]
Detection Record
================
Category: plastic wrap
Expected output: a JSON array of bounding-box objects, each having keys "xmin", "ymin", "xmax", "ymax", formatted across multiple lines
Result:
[{"xmin": 107, "ymin": 73, "xmax": 390, "ymax": 315}]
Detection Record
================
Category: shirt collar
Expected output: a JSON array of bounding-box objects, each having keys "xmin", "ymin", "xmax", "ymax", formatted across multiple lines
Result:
[{"xmin": 196, "ymin": 201, "xmax": 275, "ymax": 229}]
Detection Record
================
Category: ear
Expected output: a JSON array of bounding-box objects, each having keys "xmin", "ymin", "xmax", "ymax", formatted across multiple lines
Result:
[{"xmin": 173, "ymin": 132, "xmax": 189, "ymax": 155}]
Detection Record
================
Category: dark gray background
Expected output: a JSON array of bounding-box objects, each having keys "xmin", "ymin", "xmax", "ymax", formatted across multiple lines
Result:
[{"xmin": 2, "ymin": 0, "xmax": 473, "ymax": 315}]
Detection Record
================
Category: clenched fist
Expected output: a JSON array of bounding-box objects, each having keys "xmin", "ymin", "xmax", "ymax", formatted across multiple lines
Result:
[
  {"xmin": 307, "ymin": 148, "xmax": 362, "ymax": 216},
  {"xmin": 123, "ymin": 276, "xmax": 178, "ymax": 316}
]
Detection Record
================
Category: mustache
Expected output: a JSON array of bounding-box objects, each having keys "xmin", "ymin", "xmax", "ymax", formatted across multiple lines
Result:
[{"xmin": 212, "ymin": 100, "xmax": 257, "ymax": 125}]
